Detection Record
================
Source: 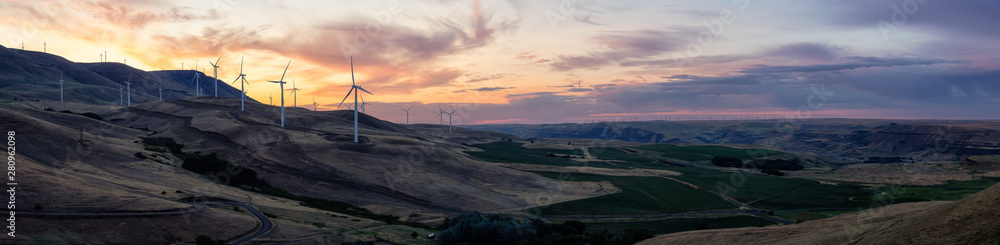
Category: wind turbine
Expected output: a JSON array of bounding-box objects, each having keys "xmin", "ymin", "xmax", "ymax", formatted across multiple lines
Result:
[
  {"xmin": 312, "ymin": 97, "xmax": 318, "ymax": 111},
  {"xmin": 289, "ymin": 79, "xmax": 300, "ymax": 108},
  {"xmin": 231, "ymin": 55, "xmax": 250, "ymax": 111},
  {"xmin": 337, "ymin": 56, "xmax": 373, "ymax": 143},
  {"xmin": 401, "ymin": 106, "xmax": 413, "ymax": 125},
  {"xmin": 158, "ymin": 81, "xmax": 162, "ymax": 101},
  {"xmin": 209, "ymin": 56, "xmax": 222, "ymax": 97},
  {"xmin": 269, "ymin": 93, "xmax": 273, "ymax": 106},
  {"xmin": 119, "ymin": 84, "xmax": 123, "ymax": 106},
  {"xmin": 124, "ymin": 74, "xmax": 133, "ymax": 107},
  {"xmin": 359, "ymin": 94, "xmax": 369, "ymax": 113},
  {"xmin": 437, "ymin": 106, "xmax": 445, "ymax": 125},
  {"xmin": 267, "ymin": 61, "xmax": 291, "ymax": 127},
  {"xmin": 191, "ymin": 64, "xmax": 201, "ymax": 97},
  {"xmin": 442, "ymin": 107, "xmax": 459, "ymax": 133},
  {"xmin": 59, "ymin": 75, "xmax": 64, "ymax": 102}
]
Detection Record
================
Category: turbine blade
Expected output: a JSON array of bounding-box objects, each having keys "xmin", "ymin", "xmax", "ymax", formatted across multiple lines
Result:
[
  {"xmin": 355, "ymin": 86, "xmax": 373, "ymax": 95},
  {"xmin": 451, "ymin": 109, "xmax": 459, "ymax": 114},
  {"xmin": 215, "ymin": 56, "xmax": 222, "ymax": 66},
  {"xmin": 279, "ymin": 61, "xmax": 290, "ymax": 82},
  {"xmin": 407, "ymin": 106, "xmax": 413, "ymax": 110},
  {"xmin": 350, "ymin": 56, "xmax": 355, "ymax": 86},
  {"xmin": 239, "ymin": 55, "xmax": 244, "ymax": 74},
  {"xmin": 338, "ymin": 88, "xmax": 354, "ymax": 107}
]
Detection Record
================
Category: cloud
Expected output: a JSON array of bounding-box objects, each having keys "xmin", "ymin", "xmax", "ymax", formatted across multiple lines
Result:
[
  {"xmin": 764, "ymin": 43, "xmax": 840, "ymax": 62},
  {"xmin": 549, "ymin": 29, "xmax": 686, "ymax": 71},
  {"xmin": 566, "ymin": 87, "xmax": 593, "ymax": 92},
  {"xmin": 738, "ymin": 57, "xmax": 958, "ymax": 74},
  {"xmin": 453, "ymin": 87, "xmax": 514, "ymax": 93}
]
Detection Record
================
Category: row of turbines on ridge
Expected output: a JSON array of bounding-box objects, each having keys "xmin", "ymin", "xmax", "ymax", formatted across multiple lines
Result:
[{"xmin": 54, "ymin": 55, "xmax": 463, "ymax": 143}]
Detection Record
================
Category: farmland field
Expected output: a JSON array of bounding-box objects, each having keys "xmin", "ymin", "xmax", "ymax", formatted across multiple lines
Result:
[
  {"xmin": 465, "ymin": 141, "xmax": 590, "ymax": 167},
  {"xmin": 631, "ymin": 144, "xmax": 785, "ymax": 162},
  {"xmin": 533, "ymin": 172, "xmax": 737, "ymax": 215},
  {"xmin": 586, "ymin": 216, "xmax": 776, "ymax": 235}
]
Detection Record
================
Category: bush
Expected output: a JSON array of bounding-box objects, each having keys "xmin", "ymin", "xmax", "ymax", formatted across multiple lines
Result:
[
  {"xmin": 194, "ymin": 235, "xmax": 226, "ymax": 245},
  {"xmin": 761, "ymin": 169, "xmax": 784, "ymax": 176},
  {"xmin": 750, "ymin": 159, "xmax": 804, "ymax": 170},
  {"xmin": 711, "ymin": 157, "xmax": 743, "ymax": 168}
]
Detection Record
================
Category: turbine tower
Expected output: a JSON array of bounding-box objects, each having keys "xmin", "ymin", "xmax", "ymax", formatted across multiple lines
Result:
[
  {"xmin": 359, "ymin": 94, "xmax": 369, "ymax": 113},
  {"xmin": 401, "ymin": 106, "xmax": 413, "ymax": 125},
  {"xmin": 290, "ymin": 79, "xmax": 300, "ymax": 108},
  {"xmin": 312, "ymin": 97, "xmax": 318, "ymax": 111},
  {"xmin": 59, "ymin": 75, "xmax": 64, "ymax": 102},
  {"xmin": 191, "ymin": 66, "xmax": 201, "ymax": 97},
  {"xmin": 124, "ymin": 75, "xmax": 133, "ymax": 107},
  {"xmin": 267, "ymin": 61, "xmax": 291, "ymax": 127},
  {"xmin": 437, "ymin": 106, "xmax": 445, "ymax": 125},
  {"xmin": 158, "ymin": 81, "xmax": 163, "ymax": 101},
  {"xmin": 209, "ymin": 56, "xmax": 222, "ymax": 97},
  {"xmin": 337, "ymin": 56, "xmax": 373, "ymax": 143},
  {"xmin": 119, "ymin": 84, "xmax": 123, "ymax": 106},
  {"xmin": 442, "ymin": 107, "xmax": 459, "ymax": 133},
  {"xmin": 231, "ymin": 55, "xmax": 250, "ymax": 111}
]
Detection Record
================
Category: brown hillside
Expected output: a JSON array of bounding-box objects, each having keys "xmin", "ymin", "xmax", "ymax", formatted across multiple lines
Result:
[{"xmin": 639, "ymin": 182, "xmax": 1000, "ymax": 244}]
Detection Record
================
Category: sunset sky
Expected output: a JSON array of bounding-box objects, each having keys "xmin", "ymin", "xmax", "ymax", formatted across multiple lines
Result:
[{"xmin": 2, "ymin": 0, "xmax": 999, "ymax": 124}]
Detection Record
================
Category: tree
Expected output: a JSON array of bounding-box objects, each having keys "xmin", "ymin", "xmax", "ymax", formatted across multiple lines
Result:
[
  {"xmin": 410, "ymin": 231, "xmax": 419, "ymax": 238},
  {"xmin": 195, "ymin": 235, "xmax": 226, "ymax": 245}
]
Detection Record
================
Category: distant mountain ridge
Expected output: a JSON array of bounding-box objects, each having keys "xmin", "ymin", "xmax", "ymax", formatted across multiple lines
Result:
[
  {"xmin": 467, "ymin": 120, "xmax": 1000, "ymax": 161},
  {"xmin": 0, "ymin": 44, "xmax": 253, "ymax": 104}
]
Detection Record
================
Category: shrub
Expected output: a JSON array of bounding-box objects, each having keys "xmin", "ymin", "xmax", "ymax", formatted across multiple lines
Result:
[
  {"xmin": 711, "ymin": 157, "xmax": 743, "ymax": 168},
  {"xmin": 761, "ymin": 169, "xmax": 784, "ymax": 176}
]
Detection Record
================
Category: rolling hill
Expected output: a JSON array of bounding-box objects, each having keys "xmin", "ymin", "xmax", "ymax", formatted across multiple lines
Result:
[
  {"xmin": 638, "ymin": 180, "xmax": 1000, "ymax": 244},
  {"xmin": 468, "ymin": 120, "xmax": 1000, "ymax": 161},
  {"xmin": 0, "ymin": 44, "xmax": 250, "ymax": 105}
]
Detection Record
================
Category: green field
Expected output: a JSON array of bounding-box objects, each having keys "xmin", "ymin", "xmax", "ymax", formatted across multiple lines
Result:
[
  {"xmin": 586, "ymin": 216, "xmax": 776, "ymax": 235},
  {"xmin": 588, "ymin": 147, "xmax": 657, "ymax": 163},
  {"xmin": 533, "ymin": 172, "xmax": 737, "ymax": 215},
  {"xmin": 857, "ymin": 177, "xmax": 1000, "ymax": 203},
  {"xmin": 631, "ymin": 144, "xmax": 785, "ymax": 162},
  {"xmin": 465, "ymin": 141, "xmax": 590, "ymax": 167},
  {"xmin": 663, "ymin": 167, "xmax": 873, "ymax": 210}
]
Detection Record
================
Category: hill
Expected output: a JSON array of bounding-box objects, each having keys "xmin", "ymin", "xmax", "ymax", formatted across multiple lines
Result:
[
  {"xmin": 0, "ymin": 44, "xmax": 249, "ymax": 105},
  {"xmin": 467, "ymin": 119, "xmax": 1000, "ymax": 161},
  {"xmin": 2, "ymin": 98, "xmax": 607, "ymax": 243},
  {"xmin": 638, "ymin": 181, "xmax": 1000, "ymax": 244}
]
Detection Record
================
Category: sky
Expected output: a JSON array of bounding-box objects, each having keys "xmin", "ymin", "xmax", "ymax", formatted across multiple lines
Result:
[{"xmin": 2, "ymin": 0, "xmax": 999, "ymax": 124}]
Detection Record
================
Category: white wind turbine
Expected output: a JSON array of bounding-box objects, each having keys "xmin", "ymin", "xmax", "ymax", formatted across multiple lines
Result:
[
  {"xmin": 209, "ymin": 56, "xmax": 222, "ymax": 97},
  {"xmin": 267, "ymin": 61, "xmax": 291, "ymax": 127},
  {"xmin": 59, "ymin": 75, "xmax": 64, "ymax": 102},
  {"xmin": 312, "ymin": 97, "xmax": 318, "ymax": 111},
  {"xmin": 337, "ymin": 56, "xmax": 373, "ymax": 143},
  {"xmin": 191, "ymin": 61, "xmax": 200, "ymax": 96},
  {"xmin": 231, "ymin": 55, "xmax": 250, "ymax": 111},
  {"xmin": 359, "ymin": 94, "xmax": 369, "ymax": 113},
  {"xmin": 400, "ymin": 106, "xmax": 413, "ymax": 125},
  {"xmin": 442, "ymin": 107, "xmax": 459, "ymax": 133},
  {"xmin": 269, "ymin": 93, "xmax": 273, "ymax": 106},
  {"xmin": 124, "ymin": 74, "xmax": 133, "ymax": 106},
  {"xmin": 158, "ymin": 81, "xmax": 163, "ymax": 101},
  {"xmin": 437, "ymin": 106, "xmax": 445, "ymax": 125},
  {"xmin": 289, "ymin": 79, "xmax": 300, "ymax": 108}
]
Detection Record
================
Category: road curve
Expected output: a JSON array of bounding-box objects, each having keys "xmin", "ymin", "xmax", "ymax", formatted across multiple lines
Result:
[{"xmin": 190, "ymin": 201, "xmax": 273, "ymax": 245}]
